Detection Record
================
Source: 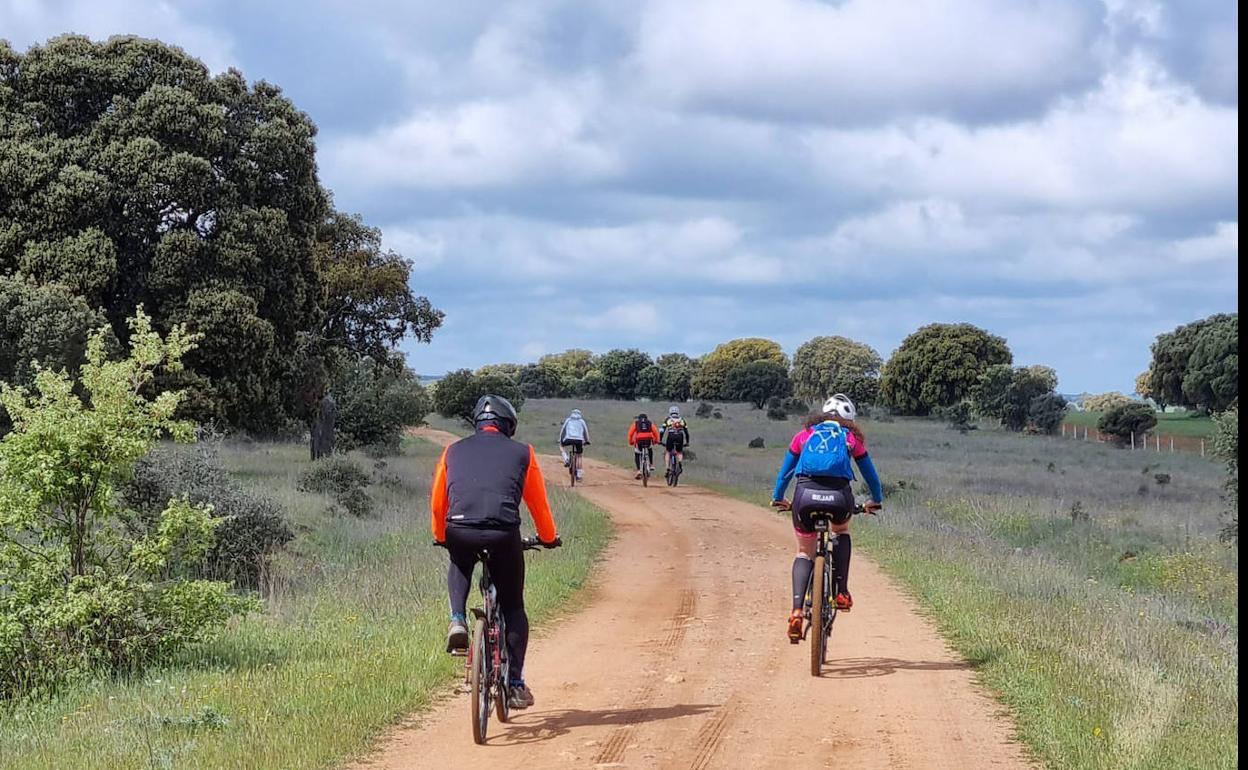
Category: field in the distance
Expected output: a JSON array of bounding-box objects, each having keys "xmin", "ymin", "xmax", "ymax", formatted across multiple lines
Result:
[
  {"xmin": 1063, "ymin": 409, "xmax": 1216, "ymax": 439},
  {"xmin": 477, "ymin": 398, "xmax": 1238, "ymax": 770},
  {"xmin": 0, "ymin": 438, "xmax": 610, "ymax": 770}
]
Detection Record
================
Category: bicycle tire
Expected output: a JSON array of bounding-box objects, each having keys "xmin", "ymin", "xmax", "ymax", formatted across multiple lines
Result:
[
  {"xmin": 569, "ymin": 454, "xmax": 576, "ymax": 487},
  {"xmin": 642, "ymin": 458, "xmax": 650, "ymax": 487},
  {"xmin": 822, "ymin": 564, "xmax": 835, "ymax": 665},
  {"xmin": 469, "ymin": 617, "xmax": 489, "ymax": 744},
  {"xmin": 494, "ymin": 615, "xmax": 510, "ymax": 723},
  {"xmin": 810, "ymin": 554, "xmax": 826, "ymax": 677}
]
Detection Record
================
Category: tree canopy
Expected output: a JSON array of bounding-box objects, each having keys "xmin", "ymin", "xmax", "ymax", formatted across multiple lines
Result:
[
  {"xmin": 0, "ymin": 36, "xmax": 440, "ymax": 432},
  {"xmin": 790, "ymin": 335, "xmax": 882, "ymax": 406},
  {"xmin": 724, "ymin": 360, "xmax": 792, "ymax": 408},
  {"xmin": 692, "ymin": 338, "xmax": 787, "ymax": 400},
  {"xmin": 1149, "ymin": 313, "xmax": 1238, "ymax": 412},
  {"xmin": 880, "ymin": 323, "xmax": 1012, "ymax": 415}
]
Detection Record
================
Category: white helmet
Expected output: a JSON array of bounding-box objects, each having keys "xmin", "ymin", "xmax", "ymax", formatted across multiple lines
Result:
[
  {"xmin": 570, "ymin": 409, "xmax": 582, "ymax": 419},
  {"xmin": 668, "ymin": 405, "xmax": 681, "ymax": 417},
  {"xmin": 822, "ymin": 394, "xmax": 857, "ymax": 421}
]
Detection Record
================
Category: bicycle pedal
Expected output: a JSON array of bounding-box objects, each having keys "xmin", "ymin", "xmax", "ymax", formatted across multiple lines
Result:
[{"xmin": 449, "ymin": 648, "xmax": 468, "ymax": 657}]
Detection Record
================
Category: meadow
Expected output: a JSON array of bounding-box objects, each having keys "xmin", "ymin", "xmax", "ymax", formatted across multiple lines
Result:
[
  {"xmin": 1063, "ymin": 409, "xmax": 1216, "ymax": 439},
  {"xmin": 477, "ymin": 398, "xmax": 1238, "ymax": 770},
  {"xmin": 0, "ymin": 438, "xmax": 611, "ymax": 770}
]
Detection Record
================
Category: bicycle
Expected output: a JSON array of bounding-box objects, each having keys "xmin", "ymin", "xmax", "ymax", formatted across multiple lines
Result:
[
  {"xmin": 566, "ymin": 441, "xmax": 588, "ymax": 487},
  {"xmin": 664, "ymin": 447, "xmax": 683, "ymax": 487},
  {"xmin": 774, "ymin": 502, "xmax": 872, "ymax": 676},
  {"xmin": 435, "ymin": 536, "xmax": 558, "ymax": 744},
  {"xmin": 635, "ymin": 441, "xmax": 654, "ymax": 487}
]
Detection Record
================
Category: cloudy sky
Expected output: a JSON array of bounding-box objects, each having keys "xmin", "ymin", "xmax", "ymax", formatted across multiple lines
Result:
[{"xmin": 2, "ymin": 0, "xmax": 1238, "ymax": 392}]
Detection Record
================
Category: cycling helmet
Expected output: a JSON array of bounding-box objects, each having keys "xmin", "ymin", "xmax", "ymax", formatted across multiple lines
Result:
[
  {"xmin": 570, "ymin": 408, "xmax": 582, "ymax": 419},
  {"xmin": 668, "ymin": 405, "xmax": 681, "ymax": 417},
  {"xmin": 822, "ymin": 393, "xmax": 857, "ymax": 421},
  {"xmin": 473, "ymin": 394, "xmax": 518, "ymax": 436}
]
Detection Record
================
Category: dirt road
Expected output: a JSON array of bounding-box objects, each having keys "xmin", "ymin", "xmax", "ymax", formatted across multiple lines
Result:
[{"xmin": 354, "ymin": 429, "xmax": 1032, "ymax": 769}]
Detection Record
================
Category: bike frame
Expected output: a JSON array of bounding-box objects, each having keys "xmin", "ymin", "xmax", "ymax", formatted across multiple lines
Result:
[{"xmin": 636, "ymin": 441, "xmax": 654, "ymax": 485}]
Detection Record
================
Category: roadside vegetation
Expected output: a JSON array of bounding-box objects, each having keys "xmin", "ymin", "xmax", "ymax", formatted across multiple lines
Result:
[
  {"xmin": 0, "ymin": 435, "xmax": 610, "ymax": 770},
  {"xmin": 484, "ymin": 399, "xmax": 1238, "ymax": 770}
]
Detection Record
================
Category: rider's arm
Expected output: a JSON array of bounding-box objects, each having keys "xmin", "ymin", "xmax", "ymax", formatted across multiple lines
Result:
[
  {"xmin": 627, "ymin": 422, "xmax": 637, "ymax": 446},
  {"xmin": 521, "ymin": 445, "xmax": 558, "ymax": 543},
  {"xmin": 772, "ymin": 450, "xmax": 799, "ymax": 501},
  {"xmin": 430, "ymin": 447, "xmax": 450, "ymax": 542},
  {"xmin": 559, "ymin": 420, "xmax": 568, "ymax": 444},
  {"xmin": 854, "ymin": 453, "xmax": 884, "ymax": 503},
  {"xmin": 683, "ymin": 423, "xmax": 691, "ymax": 444},
  {"xmin": 583, "ymin": 422, "xmax": 591, "ymax": 443}
]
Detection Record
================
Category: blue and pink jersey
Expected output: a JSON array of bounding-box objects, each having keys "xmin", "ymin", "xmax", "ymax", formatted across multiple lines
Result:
[{"xmin": 772, "ymin": 421, "xmax": 883, "ymax": 503}]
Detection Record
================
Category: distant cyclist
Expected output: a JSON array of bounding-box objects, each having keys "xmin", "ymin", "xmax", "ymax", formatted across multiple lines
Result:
[
  {"xmin": 771, "ymin": 394, "xmax": 883, "ymax": 641},
  {"xmin": 660, "ymin": 405, "xmax": 691, "ymax": 474},
  {"xmin": 431, "ymin": 395, "xmax": 561, "ymax": 709},
  {"xmin": 627, "ymin": 412, "xmax": 661, "ymax": 479},
  {"xmin": 559, "ymin": 408, "xmax": 591, "ymax": 480}
]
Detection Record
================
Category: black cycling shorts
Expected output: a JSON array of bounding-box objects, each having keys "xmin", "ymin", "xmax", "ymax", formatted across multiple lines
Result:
[
  {"xmin": 561, "ymin": 439, "xmax": 584, "ymax": 453},
  {"xmin": 792, "ymin": 478, "xmax": 855, "ymax": 534},
  {"xmin": 663, "ymin": 435, "xmax": 685, "ymax": 453}
]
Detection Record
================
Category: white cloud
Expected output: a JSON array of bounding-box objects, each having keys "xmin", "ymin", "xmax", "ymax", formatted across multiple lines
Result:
[
  {"xmin": 0, "ymin": 0, "xmax": 236, "ymax": 71},
  {"xmin": 1170, "ymin": 221, "xmax": 1238, "ymax": 264},
  {"xmin": 325, "ymin": 80, "xmax": 619, "ymax": 189},
  {"xmin": 804, "ymin": 56, "xmax": 1238, "ymax": 212},
  {"xmin": 633, "ymin": 0, "xmax": 1102, "ymax": 122}
]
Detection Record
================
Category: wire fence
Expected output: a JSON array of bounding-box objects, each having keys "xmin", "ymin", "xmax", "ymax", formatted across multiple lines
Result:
[{"xmin": 1059, "ymin": 422, "xmax": 1210, "ymax": 457}]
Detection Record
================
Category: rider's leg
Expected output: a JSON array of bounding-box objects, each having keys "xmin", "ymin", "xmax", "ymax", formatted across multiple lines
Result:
[
  {"xmin": 831, "ymin": 521, "xmax": 851, "ymax": 596},
  {"xmin": 486, "ymin": 529, "xmax": 529, "ymax": 686},
  {"xmin": 791, "ymin": 534, "xmax": 817, "ymax": 610},
  {"xmin": 442, "ymin": 528, "xmax": 481, "ymax": 650}
]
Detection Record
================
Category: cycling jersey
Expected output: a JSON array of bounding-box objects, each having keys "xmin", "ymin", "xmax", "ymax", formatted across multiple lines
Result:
[
  {"xmin": 772, "ymin": 423, "xmax": 883, "ymax": 503},
  {"xmin": 628, "ymin": 420, "xmax": 660, "ymax": 447},
  {"xmin": 660, "ymin": 418, "xmax": 690, "ymax": 448},
  {"xmin": 559, "ymin": 415, "xmax": 590, "ymax": 443}
]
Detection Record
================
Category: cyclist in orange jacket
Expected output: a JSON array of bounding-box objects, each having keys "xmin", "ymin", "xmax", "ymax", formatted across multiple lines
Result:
[
  {"xmin": 431, "ymin": 395, "xmax": 560, "ymax": 709},
  {"xmin": 627, "ymin": 412, "xmax": 661, "ymax": 479}
]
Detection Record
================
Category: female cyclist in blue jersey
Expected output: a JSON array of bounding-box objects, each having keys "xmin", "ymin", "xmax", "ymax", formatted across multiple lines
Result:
[{"xmin": 771, "ymin": 394, "xmax": 883, "ymax": 641}]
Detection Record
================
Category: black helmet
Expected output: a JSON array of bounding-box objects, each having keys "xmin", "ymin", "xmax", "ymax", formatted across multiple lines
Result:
[{"xmin": 473, "ymin": 394, "xmax": 518, "ymax": 436}]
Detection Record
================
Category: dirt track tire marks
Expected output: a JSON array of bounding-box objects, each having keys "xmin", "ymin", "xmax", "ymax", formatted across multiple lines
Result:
[{"xmin": 351, "ymin": 428, "xmax": 1034, "ymax": 770}]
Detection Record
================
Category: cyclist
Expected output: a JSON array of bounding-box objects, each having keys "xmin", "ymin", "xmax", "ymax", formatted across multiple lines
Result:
[
  {"xmin": 660, "ymin": 405, "xmax": 691, "ymax": 475},
  {"xmin": 770, "ymin": 394, "xmax": 883, "ymax": 641},
  {"xmin": 558, "ymin": 408, "xmax": 591, "ymax": 480},
  {"xmin": 627, "ymin": 412, "xmax": 660, "ymax": 479},
  {"xmin": 431, "ymin": 394, "xmax": 561, "ymax": 709}
]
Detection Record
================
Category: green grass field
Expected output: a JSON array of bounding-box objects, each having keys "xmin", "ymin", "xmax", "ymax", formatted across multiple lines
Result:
[
  {"xmin": 0, "ymin": 438, "xmax": 611, "ymax": 770},
  {"xmin": 491, "ymin": 399, "xmax": 1237, "ymax": 770},
  {"xmin": 1063, "ymin": 409, "xmax": 1216, "ymax": 439}
]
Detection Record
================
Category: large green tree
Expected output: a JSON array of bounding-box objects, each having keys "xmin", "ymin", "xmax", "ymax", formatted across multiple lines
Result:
[
  {"xmin": 1149, "ymin": 313, "xmax": 1238, "ymax": 412},
  {"xmin": 692, "ymin": 338, "xmax": 787, "ymax": 400},
  {"xmin": 724, "ymin": 360, "xmax": 792, "ymax": 408},
  {"xmin": 538, "ymin": 349, "xmax": 596, "ymax": 381},
  {"xmin": 880, "ymin": 323, "xmax": 1012, "ymax": 415},
  {"xmin": 596, "ymin": 348, "xmax": 653, "ymax": 399},
  {"xmin": 790, "ymin": 335, "xmax": 882, "ymax": 406},
  {"xmin": 0, "ymin": 36, "xmax": 439, "ymax": 431}
]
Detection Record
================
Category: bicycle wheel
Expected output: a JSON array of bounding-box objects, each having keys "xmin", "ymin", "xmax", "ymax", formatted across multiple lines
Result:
[
  {"xmin": 642, "ymin": 457, "xmax": 650, "ymax": 487},
  {"xmin": 810, "ymin": 554, "xmax": 826, "ymax": 677},
  {"xmin": 469, "ymin": 617, "xmax": 490, "ymax": 744},
  {"xmin": 821, "ymin": 563, "xmax": 836, "ymax": 665},
  {"xmin": 495, "ymin": 616, "xmax": 510, "ymax": 723},
  {"xmin": 569, "ymin": 452, "xmax": 576, "ymax": 487}
]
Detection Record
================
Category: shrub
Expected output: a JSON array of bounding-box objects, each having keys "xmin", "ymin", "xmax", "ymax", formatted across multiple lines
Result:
[
  {"xmin": 1212, "ymin": 407, "xmax": 1238, "ymax": 544},
  {"xmin": 298, "ymin": 457, "xmax": 373, "ymax": 516},
  {"xmin": 695, "ymin": 401, "xmax": 714, "ymax": 418},
  {"xmin": 0, "ymin": 311, "xmax": 255, "ymax": 698},
  {"xmin": 765, "ymin": 396, "xmax": 788, "ymax": 421},
  {"xmin": 934, "ymin": 402, "xmax": 975, "ymax": 432},
  {"xmin": 748, "ymin": 437, "xmax": 766, "ymax": 448},
  {"xmin": 331, "ymin": 355, "xmax": 429, "ymax": 451},
  {"xmin": 1097, "ymin": 402, "xmax": 1158, "ymax": 445},
  {"xmin": 1027, "ymin": 392, "xmax": 1068, "ymax": 434},
  {"xmin": 125, "ymin": 445, "xmax": 294, "ymax": 590}
]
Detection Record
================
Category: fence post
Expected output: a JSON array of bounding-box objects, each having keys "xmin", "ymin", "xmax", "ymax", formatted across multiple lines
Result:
[
  {"xmin": 1131, "ymin": 432, "xmax": 1135, "ymax": 450},
  {"xmin": 1156, "ymin": 434, "xmax": 1160, "ymax": 452},
  {"xmin": 1062, "ymin": 423, "xmax": 1067, "ymax": 437},
  {"xmin": 1201, "ymin": 439, "xmax": 1206, "ymax": 457},
  {"xmin": 1170, "ymin": 436, "xmax": 1174, "ymax": 453}
]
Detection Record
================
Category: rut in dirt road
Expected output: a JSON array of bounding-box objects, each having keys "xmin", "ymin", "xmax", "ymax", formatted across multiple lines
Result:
[{"xmin": 352, "ymin": 429, "xmax": 1033, "ymax": 769}]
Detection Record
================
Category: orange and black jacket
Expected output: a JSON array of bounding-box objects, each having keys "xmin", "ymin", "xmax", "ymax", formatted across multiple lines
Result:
[
  {"xmin": 430, "ymin": 426, "xmax": 557, "ymax": 544},
  {"xmin": 628, "ymin": 420, "xmax": 661, "ymax": 446}
]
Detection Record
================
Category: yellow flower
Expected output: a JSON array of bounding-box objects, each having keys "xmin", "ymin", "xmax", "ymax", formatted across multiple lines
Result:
[{"xmin": 1093, "ymin": 726, "xmax": 1103, "ymax": 738}]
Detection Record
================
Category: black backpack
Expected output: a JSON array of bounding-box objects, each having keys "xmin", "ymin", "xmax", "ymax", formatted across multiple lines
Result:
[{"xmin": 635, "ymin": 416, "xmax": 651, "ymax": 433}]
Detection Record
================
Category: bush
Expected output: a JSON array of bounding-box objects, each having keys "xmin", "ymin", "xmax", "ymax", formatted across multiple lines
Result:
[
  {"xmin": 695, "ymin": 401, "xmax": 714, "ymax": 418},
  {"xmin": 125, "ymin": 445, "xmax": 294, "ymax": 590},
  {"xmin": 765, "ymin": 396, "xmax": 788, "ymax": 421},
  {"xmin": 0, "ymin": 311, "xmax": 255, "ymax": 698},
  {"xmin": 1027, "ymin": 392, "xmax": 1068, "ymax": 434},
  {"xmin": 748, "ymin": 437, "xmax": 766, "ymax": 448},
  {"xmin": 1212, "ymin": 407, "xmax": 1238, "ymax": 544},
  {"xmin": 1097, "ymin": 402, "xmax": 1158, "ymax": 445},
  {"xmin": 331, "ymin": 355, "xmax": 429, "ymax": 451},
  {"xmin": 298, "ymin": 457, "xmax": 373, "ymax": 516},
  {"xmin": 934, "ymin": 402, "xmax": 975, "ymax": 432}
]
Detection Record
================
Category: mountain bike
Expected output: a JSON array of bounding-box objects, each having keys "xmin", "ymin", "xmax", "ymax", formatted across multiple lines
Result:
[
  {"xmin": 795, "ymin": 504, "xmax": 869, "ymax": 676},
  {"xmin": 636, "ymin": 441, "xmax": 653, "ymax": 487},
  {"xmin": 436, "ymin": 537, "xmax": 559, "ymax": 744},
  {"xmin": 664, "ymin": 447, "xmax": 683, "ymax": 487},
  {"xmin": 566, "ymin": 442, "xmax": 587, "ymax": 487}
]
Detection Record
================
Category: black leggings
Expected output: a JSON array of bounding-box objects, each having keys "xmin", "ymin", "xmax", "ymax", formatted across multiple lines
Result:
[
  {"xmin": 445, "ymin": 526, "xmax": 529, "ymax": 684},
  {"xmin": 633, "ymin": 443, "xmax": 654, "ymax": 469}
]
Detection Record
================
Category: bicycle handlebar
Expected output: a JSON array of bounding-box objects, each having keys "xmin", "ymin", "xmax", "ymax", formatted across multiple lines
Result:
[{"xmin": 432, "ymin": 536, "xmax": 563, "ymax": 550}]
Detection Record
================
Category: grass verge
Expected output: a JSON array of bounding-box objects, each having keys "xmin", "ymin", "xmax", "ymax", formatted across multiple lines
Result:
[{"xmin": 0, "ymin": 437, "xmax": 611, "ymax": 770}]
